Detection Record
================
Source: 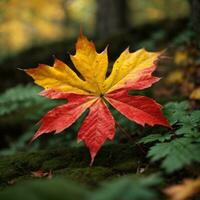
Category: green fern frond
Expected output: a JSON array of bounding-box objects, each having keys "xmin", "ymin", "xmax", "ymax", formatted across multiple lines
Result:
[{"xmin": 148, "ymin": 138, "xmax": 200, "ymax": 173}]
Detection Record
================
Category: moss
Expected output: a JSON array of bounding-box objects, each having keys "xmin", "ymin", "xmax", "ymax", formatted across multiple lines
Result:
[
  {"xmin": 92, "ymin": 144, "xmax": 141, "ymax": 166},
  {"xmin": 56, "ymin": 167, "xmax": 114, "ymax": 187},
  {"xmin": 112, "ymin": 161, "xmax": 139, "ymax": 174},
  {"xmin": 41, "ymin": 147, "xmax": 90, "ymax": 170},
  {"xmin": 0, "ymin": 144, "xmax": 144, "ymax": 188}
]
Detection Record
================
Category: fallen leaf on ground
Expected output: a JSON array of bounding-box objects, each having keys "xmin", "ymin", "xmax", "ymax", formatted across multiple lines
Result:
[
  {"xmin": 7, "ymin": 179, "xmax": 16, "ymax": 185},
  {"xmin": 164, "ymin": 177, "xmax": 200, "ymax": 200},
  {"xmin": 31, "ymin": 170, "xmax": 51, "ymax": 178}
]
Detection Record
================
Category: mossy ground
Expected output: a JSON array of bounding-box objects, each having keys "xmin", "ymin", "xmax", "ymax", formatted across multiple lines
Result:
[{"xmin": 0, "ymin": 144, "xmax": 148, "ymax": 189}]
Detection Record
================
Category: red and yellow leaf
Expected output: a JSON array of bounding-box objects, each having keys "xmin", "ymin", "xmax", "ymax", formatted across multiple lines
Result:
[
  {"xmin": 103, "ymin": 48, "xmax": 160, "ymax": 93},
  {"xmin": 25, "ymin": 32, "xmax": 170, "ymax": 163}
]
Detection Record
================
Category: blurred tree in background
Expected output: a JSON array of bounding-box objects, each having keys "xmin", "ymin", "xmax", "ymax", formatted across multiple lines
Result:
[
  {"xmin": 96, "ymin": 0, "xmax": 128, "ymax": 39},
  {"xmin": 190, "ymin": 0, "xmax": 200, "ymax": 43}
]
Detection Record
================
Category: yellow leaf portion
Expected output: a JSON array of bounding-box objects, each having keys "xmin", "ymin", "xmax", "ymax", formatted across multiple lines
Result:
[
  {"xmin": 103, "ymin": 48, "xmax": 159, "ymax": 93},
  {"xmin": 26, "ymin": 33, "xmax": 159, "ymax": 96},
  {"xmin": 25, "ymin": 59, "xmax": 94, "ymax": 95},
  {"xmin": 70, "ymin": 32, "xmax": 108, "ymax": 94}
]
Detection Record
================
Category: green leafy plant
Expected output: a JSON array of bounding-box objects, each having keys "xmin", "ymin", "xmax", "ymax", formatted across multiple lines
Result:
[
  {"xmin": 0, "ymin": 84, "xmax": 57, "ymax": 122},
  {"xmin": 90, "ymin": 174, "xmax": 162, "ymax": 200},
  {"xmin": 0, "ymin": 175, "xmax": 162, "ymax": 200},
  {"xmin": 0, "ymin": 84, "xmax": 65, "ymax": 154},
  {"xmin": 139, "ymin": 101, "xmax": 200, "ymax": 173}
]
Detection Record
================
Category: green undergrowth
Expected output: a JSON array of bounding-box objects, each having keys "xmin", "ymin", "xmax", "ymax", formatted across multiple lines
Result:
[
  {"xmin": 139, "ymin": 101, "xmax": 200, "ymax": 173},
  {"xmin": 0, "ymin": 174, "xmax": 164, "ymax": 200}
]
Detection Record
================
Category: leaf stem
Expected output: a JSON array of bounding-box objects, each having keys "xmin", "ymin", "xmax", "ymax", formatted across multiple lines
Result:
[
  {"xmin": 115, "ymin": 121, "xmax": 132, "ymax": 141},
  {"xmin": 115, "ymin": 121, "xmax": 146, "ymax": 155}
]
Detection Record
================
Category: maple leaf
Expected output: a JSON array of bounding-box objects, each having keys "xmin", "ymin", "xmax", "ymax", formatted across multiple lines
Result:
[{"xmin": 25, "ymin": 32, "xmax": 170, "ymax": 164}]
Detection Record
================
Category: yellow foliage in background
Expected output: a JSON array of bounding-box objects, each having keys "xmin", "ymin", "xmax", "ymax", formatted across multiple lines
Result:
[
  {"xmin": 166, "ymin": 70, "xmax": 184, "ymax": 84},
  {"xmin": 190, "ymin": 88, "xmax": 200, "ymax": 100},
  {"xmin": 0, "ymin": 0, "xmax": 189, "ymax": 59},
  {"xmin": 174, "ymin": 51, "xmax": 189, "ymax": 65},
  {"xmin": 0, "ymin": 0, "xmax": 95, "ymax": 56}
]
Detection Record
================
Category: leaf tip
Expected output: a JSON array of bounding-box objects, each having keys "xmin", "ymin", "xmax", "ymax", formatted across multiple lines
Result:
[
  {"xmin": 29, "ymin": 135, "xmax": 37, "ymax": 144},
  {"xmin": 89, "ymin": 158, "xmax": 94, "ymax": 167},
  {"xmin": 89, "ymin": 152, "xmax": 96, "ymax": 166}
]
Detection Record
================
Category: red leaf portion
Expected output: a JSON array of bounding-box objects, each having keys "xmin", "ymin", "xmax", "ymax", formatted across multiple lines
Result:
[
  {"xmin": 31, "ymin": 90, "xmax": 96, "ymax": 142},
  {"xmin": 106, "ymin": 90, "xmax": 170, "ymax": 127},
  {"xmin": 78, "ymin": 99, "xmax": 115, "ymax": 165}
]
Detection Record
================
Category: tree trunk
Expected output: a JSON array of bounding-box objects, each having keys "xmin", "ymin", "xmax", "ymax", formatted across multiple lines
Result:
[
  {"xmin": 96, "ymin": 0, "xmax": 128, "ymax": 39},
  {"xmin": 190, "ymin": 0, "xmax": 200, "ymax": 44}
]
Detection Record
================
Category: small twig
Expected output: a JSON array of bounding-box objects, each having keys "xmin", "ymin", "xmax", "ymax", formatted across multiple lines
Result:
[
  {"xmin": 115, "ymin": 121, "xmax": 146, "ymax": 155},
  {"xmin": 115, "ymin": 121, "xmax": 133, "ymax": 141},
  {"xmin": 136, "ymin": 143, "xmax": 146, "ymax": 155}
]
